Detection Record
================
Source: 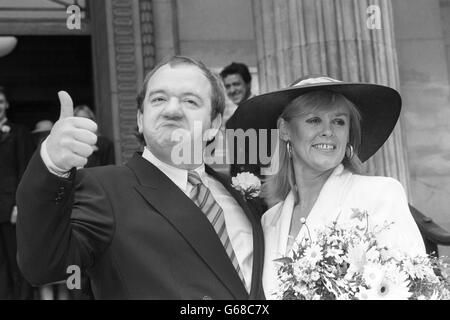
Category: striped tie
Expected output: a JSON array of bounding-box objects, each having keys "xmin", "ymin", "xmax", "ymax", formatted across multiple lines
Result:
[{"xmin": 188, "ymin": 171, "xmax": 246, "ymax": 287}]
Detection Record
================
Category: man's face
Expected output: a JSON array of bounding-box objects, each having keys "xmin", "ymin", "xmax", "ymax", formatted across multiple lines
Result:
[
  {"xmin": 0, "ymin": 93, "xmax": 8, "ymax": 122},
  {"xmin": 137, "ymin": 63, "xmax": 221, "ymax": 165},
  {"xmin": 223, "ymin": 74, "xmax": 251, "ymax": 105}
]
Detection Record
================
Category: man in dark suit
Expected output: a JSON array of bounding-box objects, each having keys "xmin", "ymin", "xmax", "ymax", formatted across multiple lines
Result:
[
  {"xmin": 16, "ymin": 56, "xmax": 265, "ymax": 299},
  {"xmin": 0, "ymin": 87, "xmax": 34, "ymax": 299}
]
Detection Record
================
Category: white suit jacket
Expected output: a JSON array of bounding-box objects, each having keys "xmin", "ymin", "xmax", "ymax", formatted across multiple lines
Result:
[{"xmin": 261, "ymin": 164, "xmax": 426, "ymax": 299}]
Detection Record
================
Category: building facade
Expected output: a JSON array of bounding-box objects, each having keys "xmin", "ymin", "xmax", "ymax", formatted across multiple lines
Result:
[{"xmin": 0, "ymin": 0, "xmax": 449, "ymax": 254}]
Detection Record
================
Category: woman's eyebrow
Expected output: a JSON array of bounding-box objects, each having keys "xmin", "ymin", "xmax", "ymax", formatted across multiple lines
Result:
[{"xmin": 334, "ymin": 112, "xmax": 349, "ymax": 117}]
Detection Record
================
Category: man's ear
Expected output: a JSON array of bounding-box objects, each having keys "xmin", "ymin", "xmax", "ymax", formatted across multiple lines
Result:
[
  {"xmin": 279, "ymin": 118, "xmax": 290, "ymax": 141},
  {"xmin": 207, "ymin": 113, "xmax": 222, "ymax": 141},
  {"xmin": 137, "ymin": 109, "xmax": 143, "ymax": 134}
]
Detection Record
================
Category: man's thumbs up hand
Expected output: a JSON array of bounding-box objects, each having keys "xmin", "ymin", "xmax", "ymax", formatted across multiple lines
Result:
[
  {"xmin": 46, "ymin": 91, "xmax": 98, "ymax": 172},
  {"xmin": 58, "ymin": 91, "xmax": 74, "ymax": 119}
]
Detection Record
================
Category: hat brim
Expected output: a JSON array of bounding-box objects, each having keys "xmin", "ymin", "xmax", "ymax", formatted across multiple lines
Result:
[{"xmin": 226, "ymin": 82, "xmax": 401, "ymax": 163}]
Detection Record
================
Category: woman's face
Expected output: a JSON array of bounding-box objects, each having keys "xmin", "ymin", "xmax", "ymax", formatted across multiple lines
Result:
[{"xmin": 284, "ymin": 104, "xmax": 350, "ymax": 175}]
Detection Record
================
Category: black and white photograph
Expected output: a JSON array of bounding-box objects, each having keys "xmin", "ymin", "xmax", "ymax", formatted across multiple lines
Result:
[{"xmin": 0, "ymin": 0, "xmax": 450, "ymax": 305}]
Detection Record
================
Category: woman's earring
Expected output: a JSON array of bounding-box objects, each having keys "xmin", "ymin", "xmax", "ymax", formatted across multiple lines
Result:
[
  {"xmin": 346, "ymin": 144, "xmax": 354, "ymax": 160},
  {"xmin": 286, "ymin": 140, "xmax": 293, "ymax": 158}
]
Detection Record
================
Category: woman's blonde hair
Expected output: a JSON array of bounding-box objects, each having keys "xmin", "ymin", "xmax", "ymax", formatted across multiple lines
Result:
[{"xmin": 261, "ymin": 90, "xmax": 364, "ymax": 207}]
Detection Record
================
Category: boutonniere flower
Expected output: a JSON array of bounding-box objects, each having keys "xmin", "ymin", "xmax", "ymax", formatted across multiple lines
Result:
[
  {"xmin": 231, "ymin": 172, "xmax": 261, "ymax": 200},
  {"xmin": 1, "ymin": 124, "xmax": 11, "ymax": 134}
]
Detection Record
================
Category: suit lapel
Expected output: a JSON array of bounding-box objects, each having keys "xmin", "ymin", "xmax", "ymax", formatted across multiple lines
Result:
[
  {"xmin": 206, "ymin": 166, "xmax": 265, "ymax": 300},
  {"xmin": 127, "ymin": 154, "xmax": 248, "ymax": 299}
]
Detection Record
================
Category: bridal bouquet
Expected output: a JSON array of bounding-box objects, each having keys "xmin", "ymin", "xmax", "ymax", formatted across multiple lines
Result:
[{"xmin": 275, "ymin": 209, "xmax": 450, "ymax": 300}]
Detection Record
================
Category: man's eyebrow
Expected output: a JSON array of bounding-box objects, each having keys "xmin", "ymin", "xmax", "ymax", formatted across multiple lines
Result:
[
  {"xmin": 147, "ymin": 89, "xmax": 204, "ymax": 101},
  {"xmin": 147, "ymin": 89, "xmax": 166, "ymax": 96}
]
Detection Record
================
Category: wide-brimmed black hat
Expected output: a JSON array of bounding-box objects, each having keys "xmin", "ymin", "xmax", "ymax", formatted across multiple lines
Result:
[{"xmin": 226, "ymin": 76, "xmax": 401, "ymax": 162}]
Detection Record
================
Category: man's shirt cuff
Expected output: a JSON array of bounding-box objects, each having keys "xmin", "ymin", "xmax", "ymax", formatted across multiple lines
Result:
[{"xmin": 40, "ymin": 138, "xmax": 71, "ymax": 178}]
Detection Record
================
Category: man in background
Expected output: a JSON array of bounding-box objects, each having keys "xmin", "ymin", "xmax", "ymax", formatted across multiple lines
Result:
[
  {"xmin": 0, "ymin": 86, "xmax": 34, "ymax": 299},
  {"xmin": 220, "ymin": 62, "xmax": 253, "ymax": 106},
  {"xmin": 220, "ymin": 63, "xmax": 258, "ymax": 178}
]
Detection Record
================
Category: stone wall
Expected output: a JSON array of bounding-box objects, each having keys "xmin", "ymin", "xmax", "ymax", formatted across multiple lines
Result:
[{"xmin": 392, "ymin": 0, "xmax": 450, "ymax": 255}]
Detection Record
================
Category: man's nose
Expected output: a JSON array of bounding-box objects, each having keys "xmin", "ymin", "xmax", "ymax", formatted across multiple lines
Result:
[{"xmin": 162, "ymin": 97, "xmax": 183, "ymax": 116}]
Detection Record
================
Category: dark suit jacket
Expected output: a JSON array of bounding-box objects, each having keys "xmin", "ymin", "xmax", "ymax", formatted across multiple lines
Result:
[
  {"xmin": 16, "ymin": 152, "xmax": 265, "ymax": 299},
  {"xmin": 0, "ymin": 122, "xmax": 33, "ymax": 223}
]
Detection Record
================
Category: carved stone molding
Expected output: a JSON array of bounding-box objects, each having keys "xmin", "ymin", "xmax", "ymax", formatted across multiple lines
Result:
[
  {"xmin": 105, "ymin": 0, "xmax": 155, "ymax": 162},
  {"xmin": 139, "ymin": 0, "xmax": 155, "ymax": 75}
]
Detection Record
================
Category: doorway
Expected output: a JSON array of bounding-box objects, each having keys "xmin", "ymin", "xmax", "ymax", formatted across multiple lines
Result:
[{"xmin": 0, "ymin": 35, "xmax": 94, "ymax": 131}]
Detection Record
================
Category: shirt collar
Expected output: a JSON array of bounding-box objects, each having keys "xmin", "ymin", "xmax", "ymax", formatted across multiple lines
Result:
[{"xmin": 142, "ymin": 147, "xmax": 208, "ymax": 191}]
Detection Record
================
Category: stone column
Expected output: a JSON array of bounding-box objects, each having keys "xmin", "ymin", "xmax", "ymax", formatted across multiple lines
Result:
[
  {"xmin": 90, "ymin": 0, "xmax": 156, "ymax": 163},
  {"xmin": 252, "ymin": 0, "xmax": 411, "ymax": 194},
  {"xmin": 152, "ymin": 0, "xmax": 180, "ymax": 61}
]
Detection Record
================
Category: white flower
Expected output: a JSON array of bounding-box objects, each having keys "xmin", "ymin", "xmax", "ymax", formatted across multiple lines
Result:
[
  {"xmin": 231, "ymin": 172, "xmax": 261, "ymax": 199},
  {"xmin": 363, "ymin": 264, "xmax": 411, "ymax": 300},
  {"xmin": 304, "ymin": 244, "xmax": 323, "ymax": 265},
  {"xmin": 345, "ymin": 242, "xmax": 368, "ymax": 277},
  {"xmin": 365, "ymin": 275, "xmax": 411, "ymax": 300},
  {"xmin": 311, "ymin": 271, "xmax": 320, "ymax": 281},
  {"xmin": 293, "ymin": 283, "xmax": 309, "ymax": 297},
  {"xmin": 1, "ymin": 124, "xmax": 11, "ymax": 134},
  {"xmin": 363, "ymin": 262, "xmax": 384, "ymax": 287},
  {"xmin": 401, "ymin": 256, "xmax": 437, "ymax": 282}
]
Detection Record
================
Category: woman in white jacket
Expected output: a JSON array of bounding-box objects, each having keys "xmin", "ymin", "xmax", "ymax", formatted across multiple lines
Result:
[{"xmin": 227, "ymin": 75, "xmax": 426, "ymax": 299}]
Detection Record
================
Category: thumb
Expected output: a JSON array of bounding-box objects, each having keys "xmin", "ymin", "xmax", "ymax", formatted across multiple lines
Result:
[{"xmin": 58, "ymin": 91, "xmax": 74, "ymax": 119}]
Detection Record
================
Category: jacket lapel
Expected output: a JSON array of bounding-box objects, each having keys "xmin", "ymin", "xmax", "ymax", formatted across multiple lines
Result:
[
  {"xmin": 127, "ymin": 154, "xmax": 248, "ymax": 299},
  {"xmin": 206, "ymin": 166, "xmax": 265, "ymax": 300}
]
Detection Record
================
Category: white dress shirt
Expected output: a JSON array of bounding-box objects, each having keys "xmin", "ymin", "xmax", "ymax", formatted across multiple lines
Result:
[{"xmin": 40, "ymin": 141, "xmax": 254, "ymax": 292}]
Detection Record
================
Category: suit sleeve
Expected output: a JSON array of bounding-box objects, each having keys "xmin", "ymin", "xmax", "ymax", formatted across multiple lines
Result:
[
  {"xmin": 16, "ymin": 150, "xmax": 115, "ymax": 286},
  {"xmin": 370, "ymin": 178, "xmax": 427, "ymax": 257}
]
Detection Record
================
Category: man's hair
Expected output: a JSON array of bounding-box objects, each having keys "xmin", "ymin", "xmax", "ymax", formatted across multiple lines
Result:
[
  {"xmin": 0, "ymin": 86, "xmax": 6, "ymax": 97},
  {"xmin": 220, "ymin": 62, "xmax": 252, "ymax": 84},
  {"xmin": 136, "ymin": 55, "xmax": 225, "ymax": 120}
]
